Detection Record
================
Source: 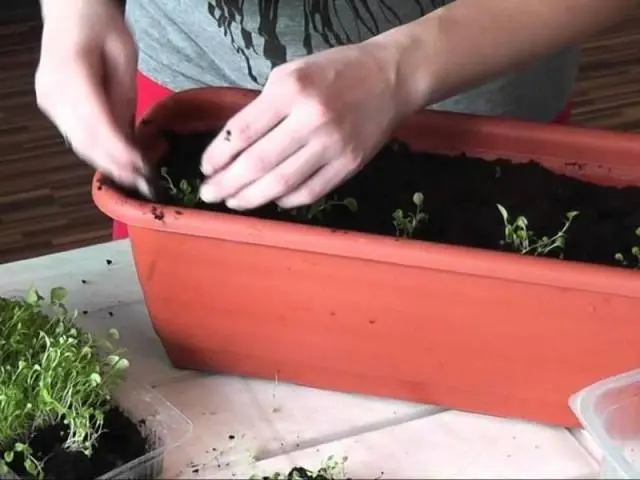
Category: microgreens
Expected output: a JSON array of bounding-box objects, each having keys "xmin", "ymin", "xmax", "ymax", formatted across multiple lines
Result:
[
  {"xmin": 392, "ymin": 192, "xmax": 428, "ymax": 238},
  {"xmin": 278, "ymin": 196, "xmax": 358, "ymax": 222},
  {"xmin": 0, "ymin": 287, "xmax": 129, "ymax": 479},
  {"xmin": 614, "ymin": 226, "xmax": 640, "ymax": 268},
  {"xmin": 160, "ymin": 166, "xmax": 201, "ymax": 206},
  {"xmin": 251, "ymin": 455, "xmax": 350, "ymax": 480},
  {"xmin": 496, "ymin": 204, "xmax": 579, "ymax": 257}
]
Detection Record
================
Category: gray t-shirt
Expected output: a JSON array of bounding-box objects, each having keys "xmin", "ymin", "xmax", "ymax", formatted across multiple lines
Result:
[{"xmin": 125, "ymin": 0, "xmax": 580, "ymax": 122}]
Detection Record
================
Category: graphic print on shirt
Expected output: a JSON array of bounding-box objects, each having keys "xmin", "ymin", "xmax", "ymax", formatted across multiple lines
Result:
[{"xmin": 206, "ymin": 0, "xmax": 449, "ymax": 85}]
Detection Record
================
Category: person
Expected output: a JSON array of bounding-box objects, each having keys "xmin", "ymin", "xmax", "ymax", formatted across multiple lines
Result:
[{"xmin": 35, "ymin": 0, "xmax": 635, "ymax": 240}]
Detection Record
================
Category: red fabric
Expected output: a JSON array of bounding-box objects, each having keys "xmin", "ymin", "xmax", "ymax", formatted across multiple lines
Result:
[
  {"xmin": 112, "ymin": 72, "xmax": 573, "ymax": 241},
  {"xmin": 553, "ymin": 102, "xmax": 572, "ymax": 124}
]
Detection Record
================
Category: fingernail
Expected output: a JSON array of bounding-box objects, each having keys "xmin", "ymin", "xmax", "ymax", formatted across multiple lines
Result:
[
  {"xmin": 136, "ymin": 177, "xmax": 153, "ymax": 200},
  {"xmin": 225, "ymin": 197, "xmax": 241, "ymax": 210},
  {"xmin": 199, "ymin": 184, "xmax": 219, "ymax": 203},
  {"xmin": 200, "ymin": 144, "xmax": 215, "ymax": 177},
  {"xmin": 201, "ymin": 163, "xmax": 213, "ymax": 177}
]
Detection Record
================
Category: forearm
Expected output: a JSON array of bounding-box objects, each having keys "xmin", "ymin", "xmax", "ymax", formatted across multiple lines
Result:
[{"xmin": 368, "ymin": 0, "xmax": 637, "ymax": 113}]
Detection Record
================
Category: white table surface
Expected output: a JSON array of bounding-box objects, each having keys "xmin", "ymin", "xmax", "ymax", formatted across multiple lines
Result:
[{"xmin": 0, "ymin": 240, "xmax": 604, "ymax": 479}]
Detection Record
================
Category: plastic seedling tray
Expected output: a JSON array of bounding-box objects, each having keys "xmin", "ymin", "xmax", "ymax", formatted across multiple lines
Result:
[
  {"xmin": 2, "ymin": 380, "xmax": 192, "ymax": 480},
  {"xmin": 570, "ymin": 369, "xmax": 640, "ymax": 479}
]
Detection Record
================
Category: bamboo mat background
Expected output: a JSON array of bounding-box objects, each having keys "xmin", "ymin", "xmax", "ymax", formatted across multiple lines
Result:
[{"xmin": 1, "ymin": 9, "xmax": 640, "ymax": 264}]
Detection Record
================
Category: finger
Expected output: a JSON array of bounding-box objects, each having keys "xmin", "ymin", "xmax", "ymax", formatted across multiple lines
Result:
[
  {"xmin": 200, "ymin": 90, "xmax": 287, "ymax": 176},
  {"xmin": 198, "ymin": 116, "xmax": 307, "ymax": 204},
  {"xmin": 276, "ymin": 160, "xmax": 358, "ymax": 209},
  {"xmin": 40, "ymin": 55, "xmax": 146, "ymax": 188},
  {"xmin": 224, "ymin": 144, "xmax": 325, "ymax": 211}
]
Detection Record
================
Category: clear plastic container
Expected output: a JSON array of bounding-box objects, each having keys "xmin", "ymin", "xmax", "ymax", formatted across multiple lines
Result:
[
  {"xmin": 569, "ymin": 368, "xmax": 640, "ymax": 479},
  {"xmin": 2, "ymin": 380, "xmax": 192, "ymax": 479}
]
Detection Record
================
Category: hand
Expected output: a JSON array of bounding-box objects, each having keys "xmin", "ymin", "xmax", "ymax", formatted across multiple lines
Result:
[
  {"xmin": 199, "ymin": 42, "xmax": 409, "ymax": 210},
  {"xmin": 35, "ymin": 0, "xmax": 149, "ymax": 196}
]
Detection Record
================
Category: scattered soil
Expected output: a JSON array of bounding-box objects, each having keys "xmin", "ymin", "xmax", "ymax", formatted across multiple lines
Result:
[
  {"xmin": 260, "ymin": 466, "xmax": 350, "ymax": 480},
  {"xmin": 7, "ymin": 407, "xmax": 154, "ymax": 480},
  {"xmin": 117, "ymin": 129, "xmax": 640, "ymax": 269}
]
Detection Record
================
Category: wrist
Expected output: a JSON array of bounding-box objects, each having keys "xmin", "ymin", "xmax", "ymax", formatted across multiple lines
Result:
[
  {"xmin": 362, "ymin": 18, "xmax": 442, "ymax": 116},
  {"xmin": 40, "ymin": 0, "xmax": 123, "ymax": 23}
]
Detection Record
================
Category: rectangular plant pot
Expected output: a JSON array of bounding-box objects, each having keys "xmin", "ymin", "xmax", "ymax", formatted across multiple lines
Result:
[
  {"xmin": 2, "ymin": 381, "xmax": 192, "ymax": 480},
  {"xmin": 92, "ymin": 87, "xmax": 640, "ymax": 428}
]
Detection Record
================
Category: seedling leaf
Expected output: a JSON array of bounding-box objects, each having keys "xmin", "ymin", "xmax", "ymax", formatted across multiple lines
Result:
[
  {"xmin": 614, "ymin": 226, "xmax": 640, "ymax": 268},
  {"xmin": 496, "ymin": 204, "xmax": 579, "ymax": 257},
  {"xmin": 393, "ymin": 192, "xmax": 428, "ymax": 238}
]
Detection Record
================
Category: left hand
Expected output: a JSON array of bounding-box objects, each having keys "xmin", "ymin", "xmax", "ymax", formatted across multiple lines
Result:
[{"xmin": 199, "ymin": 42, "xmax": 408, "ymax": 210}]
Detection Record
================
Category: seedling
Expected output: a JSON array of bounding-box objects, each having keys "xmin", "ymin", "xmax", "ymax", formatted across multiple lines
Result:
[
  {"xmin": 251, "ymin": 455, "xmax": 349, "ymax": 479},
  {"xmin": 496, "ymin": 204, "xmax": 579, "ymax": 257},
  {"xmin": 614, "ymin": 226, "xmax": 640, "ymax": 268},
  {"xmin": 278, "ymin": 196, "xmax": 358, "ymax": 222},
  {"xmin": 160, "ymin": 166, "xmax": 201, "ymax": 206},
  {"xmin": 0, "ymin": 287, "xmax": 129, "ymax": 479},
  {"xmin": 392, "ymin": 192, "xmax": 428, "ymax": 238}
]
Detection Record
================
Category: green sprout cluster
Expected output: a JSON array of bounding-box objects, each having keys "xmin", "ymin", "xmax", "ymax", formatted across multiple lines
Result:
[
  {"xmin": 0, "ymin": 287, "xmax": 129, "ymax": 478},
  {"xmin": 392, "ymin": 192, "xmax": 428, "ymax": 238},
  {"xmin": 279, "ymin": 196, "xmax": 358, "ymax": 223},
  {"xmin": 160, "ymin": 166, "xmax": 201, "ymax": 207},
  {"xmin": 252, "ymin": 455, "xmax": 349, "ymax": 480},
  {"xmin": 614, "ymin": 226, "xmax": 640, "ymax": 268},
  {"xmin": 496, "ymin": 204, "xmax": 579, "ymax": 257}
]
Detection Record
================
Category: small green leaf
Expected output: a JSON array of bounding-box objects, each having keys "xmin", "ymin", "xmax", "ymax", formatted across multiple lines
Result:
[
  {"xmin": 115, "ymin": 358, "xmax": 130, "ymax": 370},
  {"xmin": 343, "ymin": 198, "xmax": 358, "ymax": 212},
  {"xmin": 50, "ymin": 286, "xmax": 67, "ymax": 304},
  {"xmin": 25, "ymin": 459, "xmax": 38, "ymax": 475},
  {"xmin": 4, "ymin": 451, "xmax": 14, "ymax": 463},
  {"xmin": 41, "ymin": 388, "xmax": 52, "ymax": 403},
  {"xmin": 108, "ymin": 328, "xmax": 120, "ymax": 340},
  {"xmin": 496, "ymin": 204, "xmax": 508, "ymax": 222},
  {"xmin": 89, "ymin": 373, "xmax": 102, "ymax": 385},
  {"xmin": 25, "ymin": 287, "xmax": 40, "ymax": 305}
]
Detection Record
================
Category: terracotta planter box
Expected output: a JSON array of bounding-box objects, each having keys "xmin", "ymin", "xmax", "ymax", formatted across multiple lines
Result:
[{"xmin": 92, "ymin": 87, "xmax": 640, "ymax": 428}]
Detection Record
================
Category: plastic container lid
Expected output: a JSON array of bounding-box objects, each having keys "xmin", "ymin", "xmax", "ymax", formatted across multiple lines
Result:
[{"xmin": 569, "ymin": 369, "xmax": 640, "ymax": 479}]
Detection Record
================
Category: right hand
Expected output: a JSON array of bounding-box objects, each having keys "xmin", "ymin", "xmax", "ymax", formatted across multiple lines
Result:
[{"xmin": 35, "ymin": 0, "xmax": 150, "ymax": 195}]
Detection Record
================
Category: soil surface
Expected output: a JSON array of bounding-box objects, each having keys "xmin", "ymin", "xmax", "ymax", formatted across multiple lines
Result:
[
  {"xmin": 119, "ymin": 129, "xmax": 640, "ymax": 269},
  {"xmin": 8, "ymin": 407, "xmax": 153, "ymax": 479}
]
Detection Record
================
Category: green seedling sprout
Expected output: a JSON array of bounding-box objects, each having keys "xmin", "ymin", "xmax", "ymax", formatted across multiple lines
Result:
[
  {"xmin": 392, "ymin": 192, "xmax": 427, "ymax": 238},
  {"xmin": 251, "ymin": 455, "xmax": 349, "ymax": 480},
  {"xmin": 0, "ymin": 287, "xmax": 129, "ymax": 479},
  {"xmin": 160, "ymin": 166, "xmax": 201, "ymax": 207},
  {"xmin": 614, "ymin": 226, "xmax": 640, "ymax": 268},
  {"xmin": 496, "ymin": 204, "xmax": 579, "ymax": 257},
  {"xmin": 279, "ymin": 196, "xmax": 358, "ymax": 222}
]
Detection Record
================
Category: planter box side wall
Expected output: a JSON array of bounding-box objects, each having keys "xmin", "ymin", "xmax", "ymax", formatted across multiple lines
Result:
[{"xmin": 130, "ymin": 228, "xmax": 640, "ymax": 427}]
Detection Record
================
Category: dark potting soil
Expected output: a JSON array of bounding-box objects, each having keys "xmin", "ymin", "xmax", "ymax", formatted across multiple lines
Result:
[
  {"xmin": 115, "ymin": 129, "xmax": 640, "ymax": 269},
  {"xmin": 7, "ymin": 407, "xmax": 153, "ymax": 479}
]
